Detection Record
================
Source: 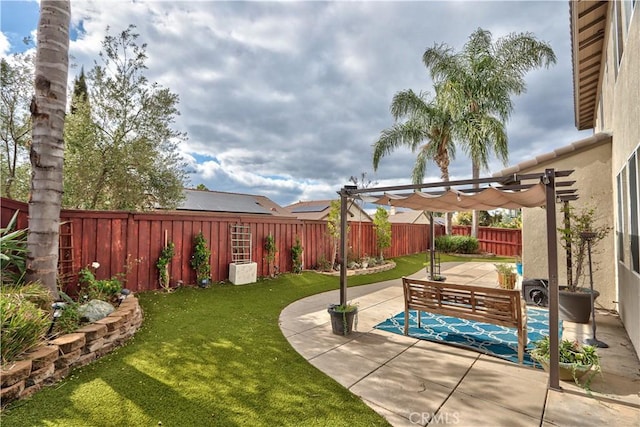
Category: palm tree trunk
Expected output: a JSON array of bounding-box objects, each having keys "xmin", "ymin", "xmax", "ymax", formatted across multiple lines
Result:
[
  {"xmin": 471, "ymin": 161, "xmax": 480, "ymax": 238},
  {"xmin": 26, "ymin": 0, "xmax": 71, "ymax": 298}
]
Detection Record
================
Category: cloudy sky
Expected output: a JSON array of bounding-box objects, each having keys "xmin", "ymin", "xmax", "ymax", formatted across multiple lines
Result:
[{"xmin": 1, "ymin": 0, "xmax": 592, "ymax": 206}]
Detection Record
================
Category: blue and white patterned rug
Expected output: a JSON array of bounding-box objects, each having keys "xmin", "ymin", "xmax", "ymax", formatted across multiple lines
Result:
[{"xmin": 374, "ymin": 307, "xmax": 561, "ymax": 367}]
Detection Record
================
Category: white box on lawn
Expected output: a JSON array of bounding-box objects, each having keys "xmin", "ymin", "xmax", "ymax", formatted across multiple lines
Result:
[{"xmin": 229, "ymin": 262, "xmax": 257, "ymax": 285}]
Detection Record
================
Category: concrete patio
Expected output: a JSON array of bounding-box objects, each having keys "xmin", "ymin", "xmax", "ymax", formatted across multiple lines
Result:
[{"xmin": 279, "ymin": 262, "xmax": 640, "ymax": 426}]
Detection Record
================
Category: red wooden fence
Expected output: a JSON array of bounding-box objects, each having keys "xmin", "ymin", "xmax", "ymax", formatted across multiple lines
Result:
[
  {"xmin": 1, "ymin": 198, "xmax": 436, "ymax": 294},
  {"xmin": 451, "ymin": 225, "xmax": 522, "ymax": 256}
]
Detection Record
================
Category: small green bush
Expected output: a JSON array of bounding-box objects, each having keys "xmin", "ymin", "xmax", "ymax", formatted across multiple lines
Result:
[
  {"xmin": 78, "ymin": 268, "xmax": 122, "ymax": 301},
  {"xmin": 1, "ymin": 289, "xmax": 50, "ymax": 363},
  {"xmin": 435, "ymin": 235, "xmax": 479, "ymax": 254}
]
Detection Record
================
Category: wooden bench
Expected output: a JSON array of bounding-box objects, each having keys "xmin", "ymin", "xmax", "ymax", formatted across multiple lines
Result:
[{"xmin": 402, "ymin": 277, "xmax": 528, "ymax": 364}]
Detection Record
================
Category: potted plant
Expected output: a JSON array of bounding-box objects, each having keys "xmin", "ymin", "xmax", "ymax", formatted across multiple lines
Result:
[
  {"xmin": 529, "ymin": 336, "xmax": 600, "ymax": 390},
  {"xmin": 557, "ymin": 204, "xmax": 611, "ymax": 323},
  {"xmin": 495, "ymin": 263, "xmax": 517, "ymax": 289},
  {"xmin": 191, "ymin": 231, "xmax": 211, "ymax": 287},
  {"xmin": 327, "ymin": 303, "xmax": 358, "ymax": 336}
]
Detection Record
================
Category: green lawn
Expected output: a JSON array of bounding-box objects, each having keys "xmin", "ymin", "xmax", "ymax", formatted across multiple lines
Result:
[{"xmin": 1, "ymin": 253, "xmax": 510, "ymax": 426}]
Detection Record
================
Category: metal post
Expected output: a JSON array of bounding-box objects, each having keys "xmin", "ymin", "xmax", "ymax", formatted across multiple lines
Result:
[
  {"xmin": 429, "ymin": 211, "xmax": 435, "ymax": 280},
  {"xmin": 544, "ymin": 168, "xmax": 561, "ymax": 391},
  {"xmin": 339, "ymin": 187, "xmax": 350, "ymax": 307}
]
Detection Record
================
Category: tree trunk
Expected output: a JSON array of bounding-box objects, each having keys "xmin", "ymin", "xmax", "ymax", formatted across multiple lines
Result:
[
  {"xmin": 26, "ymin": 0, "xmax": 71, "ymax": 299},
  {"xmin": 471, "ymin": 161, "xmax": 480, "ymax": 238}
]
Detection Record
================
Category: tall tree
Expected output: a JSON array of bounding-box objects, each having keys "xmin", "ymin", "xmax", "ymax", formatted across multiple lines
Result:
[
  {"xmin": 372, "ymin": 87, "xmax": 456, "ymax": 233},
  {"xmin": 63, "ymin": 26, "xmax": 187, "ymax": 210},
  {"xmin": 0, "ymin": 53, "xmax": 34, "ymax": 200},
  {"xmin": 423, "ymin": 28, "xmax": 556, "ymax": 236},
  {"xmin": 70, "ymin": 67, "xmax": 89, "ymax": 114},
  {"xmin": 27, "ymin": 0, "xmax": 71, "ymax": 298}
]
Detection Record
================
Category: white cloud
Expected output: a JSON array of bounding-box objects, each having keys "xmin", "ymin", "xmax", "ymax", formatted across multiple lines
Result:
[{"xmin": 7, "ymin": 1, "xmax": 588, "ymax": 206}]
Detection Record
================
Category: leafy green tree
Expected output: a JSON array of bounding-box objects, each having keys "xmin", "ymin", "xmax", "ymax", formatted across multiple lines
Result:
[
  {"xmin": 63, "ymin": 26, "xmax": 187, "ymax": 210},
  {"xmin": 373, "ymin": 207, "xmax": 392, "ymax": 260},
  {"xmin": 70, "ymin": 67, "xmax": 89, "ymax": 114},
  {"xmin": 373, "ymin": 86, "xmax": 456, "ymax": 233},
  {"xmin": 0, "ymin": 52, "xmax": 34, "ymax": 201},
  {"xmin": 27, "ymin": 0, "xmax": 71, "ymax": 298},
  {"xmin": 423, "ymin": 28, "xmax": 556, "ymax": 236}
]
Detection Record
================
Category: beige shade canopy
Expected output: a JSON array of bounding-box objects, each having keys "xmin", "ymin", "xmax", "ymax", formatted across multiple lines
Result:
[{"xmin": 368, "ymin": 182, "xmax": 547, "ymax": 212}]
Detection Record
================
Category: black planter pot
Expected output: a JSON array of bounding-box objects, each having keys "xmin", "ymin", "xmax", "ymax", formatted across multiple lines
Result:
[
  {"xmin": 327, "ymin": 305, "xmax": 358, "ymax": 336},
  {"xmin": 559, "ymin": 287, "xmax": 600, "ymax": 323}
]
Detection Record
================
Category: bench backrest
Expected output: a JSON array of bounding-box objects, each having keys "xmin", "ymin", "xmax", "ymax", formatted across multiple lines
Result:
[{"xmin": 402, "ymin": 277, "xmax": 524, "ymax": 328}]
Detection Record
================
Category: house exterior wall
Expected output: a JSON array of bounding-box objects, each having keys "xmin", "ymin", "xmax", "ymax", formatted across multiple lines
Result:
[
  {"xmin": 594, "ymin": 2, "xmax": 640, "ymax": 355},
  {"xmin": 521, "ymin": 142, "xmax": 615, "ymax": 310},
  {"xmin": 596, "ymin": 4, "xmax": 640, "ymax": 354}
]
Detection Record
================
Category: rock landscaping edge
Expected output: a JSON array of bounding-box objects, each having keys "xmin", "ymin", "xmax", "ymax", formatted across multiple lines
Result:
[{"xmin": 0, "ymin": 296, "xmax": 143, "ymax": 408}]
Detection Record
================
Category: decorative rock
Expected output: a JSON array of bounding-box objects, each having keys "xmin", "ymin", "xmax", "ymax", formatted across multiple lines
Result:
[
  {"xmin": 1, "ymin": 360, "xmax": 32, "ymax": 387},
  {"xmin": 78, "ymin": 300, "xmax": 115, "ymax": 323},
  {"xmin": 54, "ymin": 349, "xmax": 81, "ymax": 369},
  {"xmin": 0, "ymin": 380, "xmax": 24, "ymax": 403},
  {"xmin": 49, "ymin": 333, "xmax": 86, "ymax": 354},
  {"xmin": 27, "ymin": 345, "xmax": 59, "ymax": 370},
  {"xmin": 70, "ymin": 352, "xmax": 96, "ymax": 370},
  {"xmin": 84, "ymin": 338, "xmax": 105, "ymax": 354},
  {"xmin": 95, "ymin": 316, "xmax": 124, "ymax": 332},
  {"xmin": 20, "ymin": 382, "xmax": 42, "ymax": 400},
  {"xmin": 26, "ymin": 363, "xmax": 55, "ymax": 386},
  {"xmin": 76, "ymin": 323, "xmax": 107, "ymax": 342}
]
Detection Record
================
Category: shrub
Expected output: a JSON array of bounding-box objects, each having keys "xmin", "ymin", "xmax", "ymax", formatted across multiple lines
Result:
[
  {"xmin": 78, "ymin": 268, "xmax": 122, "ymax": 302},
  {"xmin": 1, "ymin": 287, "xmax": 51, "ymax": 363},
  {"xmin": 291, "ymin": 237, "xmax": 303, "ymax": 274},
  {"xmin": 435, "ymin": 235, "xmax": 479, "ymax": 254},
  {"xmin": 1, "ymin": 211, "xmax": 28, "ymax": 286}
]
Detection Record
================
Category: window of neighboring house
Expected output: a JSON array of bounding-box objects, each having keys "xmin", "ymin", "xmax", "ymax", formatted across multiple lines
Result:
[
  {"xmin": 629, "ymin": 150, "xmax": 639, "ymax": 274},
  {"xmin": 617, "ymin": 171, "xmax": 625, "ymax": 262}
]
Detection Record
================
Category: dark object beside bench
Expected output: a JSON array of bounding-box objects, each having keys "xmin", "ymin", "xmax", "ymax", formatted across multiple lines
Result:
[{"xmin": 402, "ymin": 277, "xmax": 528, "ymax": 364}]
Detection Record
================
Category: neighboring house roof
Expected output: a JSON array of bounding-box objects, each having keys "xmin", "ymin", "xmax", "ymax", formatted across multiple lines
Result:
[
  {"xmin": 284, "ymin": 200, "xmax": 372, "ymax": 222},
  {"xmin": 493, "ymin": 132, "xmax": 612, "ymax": 177},
  {"xmin": 174, "ymin": 189, "xmax": 294, "ymax": 216},
  {"xmin": 570, "ymin": 1, "xmax": 608, "ymax": 130},
  {"xmin": 388, "ymin": 209, "xmax": 430, "ymax": 225}
]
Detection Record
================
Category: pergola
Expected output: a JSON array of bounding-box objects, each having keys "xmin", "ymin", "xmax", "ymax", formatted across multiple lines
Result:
[{"xmin": 337, "ymin": 168, "xmax": 578, "ymax": 391}]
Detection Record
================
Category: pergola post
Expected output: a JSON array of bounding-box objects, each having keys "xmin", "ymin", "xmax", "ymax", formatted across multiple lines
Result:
[
  {"xmin": 339, "ymin": 186, "xmax": 352, "ymax": 307},
  {"xmin": 544, "ymin": 168, "xmax": 561, "ymax": 390}
]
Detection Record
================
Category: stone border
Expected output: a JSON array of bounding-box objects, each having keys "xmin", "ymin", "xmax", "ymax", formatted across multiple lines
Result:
[
  {"xmin": 0, "ymin": 296, "xmax": 143, "ymax": 407},
  {"xmin": 318, "ymin": 261, "xmax": 396, "ymax": 276}
]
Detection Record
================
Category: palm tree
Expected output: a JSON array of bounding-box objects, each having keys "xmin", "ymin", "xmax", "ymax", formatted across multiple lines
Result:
[
  {"xmin": 373, "ymin": 87, "xmax": 456, "ymax": 233},
  {"xmin": 423, "ymin": 28, "xmax": 556, "ymax": 236},
  {"xmin": 27, "ymin": 0, "xmax": 71, "ymax": 298}
]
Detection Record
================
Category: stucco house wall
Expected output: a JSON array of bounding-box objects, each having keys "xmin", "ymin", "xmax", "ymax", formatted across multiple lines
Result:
[
  {"xmin": 595, "ymin": 2, "xmax": 640, "ymax": 356},
  {"xmin": 498, "ymin": 137, "xmax": 615, "ymax": 311},
  {"xmin": 572, "ymin": 0, "xmax": 639, "ymax": 355}
]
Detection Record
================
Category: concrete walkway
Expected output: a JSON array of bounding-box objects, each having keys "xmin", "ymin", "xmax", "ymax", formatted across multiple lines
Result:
[{"xmin": 279, "ymin": 262, "xmax": 640, "ymax": 427}]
